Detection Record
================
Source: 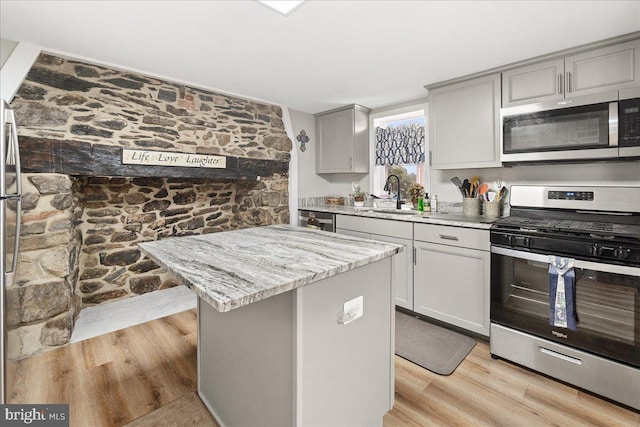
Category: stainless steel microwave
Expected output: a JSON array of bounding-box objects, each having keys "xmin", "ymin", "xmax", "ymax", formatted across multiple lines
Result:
[{"xmin": 500, "ymin": 90, "xmax": 640, "ymax": 162}]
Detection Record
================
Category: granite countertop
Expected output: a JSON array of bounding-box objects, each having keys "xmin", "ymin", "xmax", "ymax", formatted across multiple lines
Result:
[
  {"xmin": 138, "ymin": 224, "xmax": 402, "ymax": 313},
  {"xmin": 299, "ymin": 205, "xmax": 499, "ymax": 229}
]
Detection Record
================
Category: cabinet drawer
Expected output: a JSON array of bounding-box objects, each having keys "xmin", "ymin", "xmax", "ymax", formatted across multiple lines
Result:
[
  {"xmin": 336, "ymin": 215, "xmax": 413, "ymax": 239},
  {"xmin": 414, "ymin": 223, "xmax": 489, "ymax": 251},
  {"xmin": 336, "ymin": 228, "xmax": 370, "ymax": 240}
]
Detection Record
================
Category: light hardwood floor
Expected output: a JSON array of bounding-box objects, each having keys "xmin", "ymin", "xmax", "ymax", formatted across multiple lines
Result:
[
  {"xmin": 8, "ymin": 309, "xmax": 217, "ymax": 427},
  {"xmin": 7, "ymin": 309, "xmax": 639, "ymax": 426}
]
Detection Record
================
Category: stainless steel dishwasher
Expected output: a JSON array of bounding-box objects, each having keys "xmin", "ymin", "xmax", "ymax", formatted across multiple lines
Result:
[{"xmin": 298, "ymin": 210, "xmax": 336, "ymax": 232}]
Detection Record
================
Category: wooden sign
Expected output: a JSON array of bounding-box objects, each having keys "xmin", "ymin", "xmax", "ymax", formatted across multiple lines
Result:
[{"xmin": 122, "ymin": 149, "xmax": 226, "ymax": 169}]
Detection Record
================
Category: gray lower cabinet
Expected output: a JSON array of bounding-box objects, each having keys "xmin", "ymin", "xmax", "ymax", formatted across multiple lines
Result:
[
  {"xmin": 429, "ymin": 73, "xmax": 501, "ymax": 169},
  {"xmin": 336, "ymin": 216, "xmax": 492, "ymax": 336},
  {"xmin": 502, "ymin": 39, "xmax": 640, "ymax": 107},
  {"xmin": 413, "ymin": 224, "xmax": 490, "ymax": 337},
  {"xmin": 336, "ymin": 215, "xmax": 414, "ymax": 310}
]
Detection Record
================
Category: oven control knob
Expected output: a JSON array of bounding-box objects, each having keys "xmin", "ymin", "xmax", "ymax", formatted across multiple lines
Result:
[
  {"xmin": 524, "ymin": 237, "xmax": 532, "ymax": 247},
  {"xmin": 615, "ymin": 247, "xmax": 630, "ymax": 260},
  {"xmin": 506, "ymin": 235, "xmax": 514, "ymax": 245},
  {"xmin": 590, "ymin": 244, "xmax": 602, "ymax": 256}
]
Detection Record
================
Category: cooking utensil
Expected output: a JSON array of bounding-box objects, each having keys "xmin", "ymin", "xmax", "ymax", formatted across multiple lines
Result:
[
  {"xmin": 478, "ymin": 183, "xmax": 489, "ymax": 197},
  {"xmin": 451, "ymin": 177, "xmax": 465, "ymax": 197},
  {"xmin": 462, "ymin": 180, "xmax": 471, "ymax": 198},
  {"xmin": 452, "ymin": 178, "xmax": 466, "ymax": 197},
  {"xmin": 496, "ymin": 186, "xmax": 508, "ymax": 202},
  {"xmin": 470, "ymin": 176, "xmax": 480, "ymax": 198}
]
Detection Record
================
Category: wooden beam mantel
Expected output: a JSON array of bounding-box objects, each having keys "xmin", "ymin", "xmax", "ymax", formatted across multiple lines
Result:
[{"xmin": 19, "ymin": 137, "xmax": 289, "ymax": 180}]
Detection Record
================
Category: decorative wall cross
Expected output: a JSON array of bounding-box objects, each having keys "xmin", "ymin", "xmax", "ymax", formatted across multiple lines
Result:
[{"xmin": 297, "ymin": 130, "xmax": 310, "ymax": 152}]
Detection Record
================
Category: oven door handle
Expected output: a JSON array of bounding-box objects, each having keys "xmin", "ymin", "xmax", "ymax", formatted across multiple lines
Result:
[{"xmin": 491, "ymin": 246, "xmax": 640, "ymax": 276}]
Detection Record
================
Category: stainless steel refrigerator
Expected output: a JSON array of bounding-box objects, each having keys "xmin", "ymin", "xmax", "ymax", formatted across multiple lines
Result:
[{"xmin": 0, "ymin": 99, "xmax": 22, "ymax": 404}]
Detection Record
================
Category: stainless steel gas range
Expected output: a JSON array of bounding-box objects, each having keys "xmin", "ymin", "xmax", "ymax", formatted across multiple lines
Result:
[{"xmin": 489, "ymin": 185, "xmax": 640, "ymax": 410}]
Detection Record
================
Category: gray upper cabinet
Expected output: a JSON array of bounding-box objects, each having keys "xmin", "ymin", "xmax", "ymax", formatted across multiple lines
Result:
[
  {"xmin": 566, "ymin": 40, "xmax": 640, "ymax": 97},
  {"xmin": 315, "ymin": 104, "xmax": 370, "ymax": 173},
  {"xmin": 429, "ymin": 73, "xmax": 501, "ymax": 169},
  {"xmin": 503, "ymin": 39, "xmax": 640, "ymax": 107},
  {"xmin": 502, "ymin": 59, "xmax": 565, "ymax": 106}
]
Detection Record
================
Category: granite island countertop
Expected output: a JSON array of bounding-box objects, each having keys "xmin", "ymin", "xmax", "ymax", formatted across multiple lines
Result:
[
  {"xmin": 138, "ymin": 224, "xmax": 402, "ymax": 313},
  {"xmin": 299, "ymin": 205, "xmax": 501, "ymax": 229}
]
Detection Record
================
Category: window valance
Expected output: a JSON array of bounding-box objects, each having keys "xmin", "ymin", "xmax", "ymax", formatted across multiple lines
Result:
[{"xmin": 375, "ymin": 124, "xmax": 425, "ymax": 166}]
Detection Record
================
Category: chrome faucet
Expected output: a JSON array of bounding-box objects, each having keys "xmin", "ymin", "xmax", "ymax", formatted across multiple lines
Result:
[{"xmin": 383, "ymin": 174, "xmax": 402, "ymax": 210}]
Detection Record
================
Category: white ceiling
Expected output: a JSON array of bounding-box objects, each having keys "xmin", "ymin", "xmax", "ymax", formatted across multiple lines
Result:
[{"xmin": 1, "ymin": 1, "xmax": 639, "ymax": 114}]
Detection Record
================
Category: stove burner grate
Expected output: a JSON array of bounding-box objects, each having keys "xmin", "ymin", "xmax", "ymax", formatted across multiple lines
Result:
[{"xmin": 494, "ymin": 217, "xmax": 640, "ymax": 240}]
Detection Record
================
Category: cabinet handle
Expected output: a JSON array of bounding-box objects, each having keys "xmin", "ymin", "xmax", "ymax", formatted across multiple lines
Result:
[
  {"xmin": 438, "ymin": 234, "xmax": 459, "ymax": 241},
  {"xmin": 413, "ymin": 247, "xmax": 416, "ymax": 265},
  {"xmin": 539, "ymin": 347, "xmax": 582, "ymax": 365},
  {"xmin": 558, "ymin": 74, "xmax": 563, "ymax": 94},
  {"xmin": 567, "ymin": 72, "xmax": 572, "ymax": 92}
]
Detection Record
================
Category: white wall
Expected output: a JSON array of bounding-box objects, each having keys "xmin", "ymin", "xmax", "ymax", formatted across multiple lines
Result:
[
  {"xmin": 430, "ymin": 161, "xmax": 640, "ymax": 203},
  {"xmin": 290, "ymin": 108, "xmax": 368, "ymax": 198},
  {"xmin": 0, "ymin": 38, "xmax": 18, "ymax": 68}
]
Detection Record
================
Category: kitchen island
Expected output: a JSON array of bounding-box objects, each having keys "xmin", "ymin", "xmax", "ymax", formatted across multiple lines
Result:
[{"xmin": 139, "ymin": 224, "xmax": 402, "ymax": 427}]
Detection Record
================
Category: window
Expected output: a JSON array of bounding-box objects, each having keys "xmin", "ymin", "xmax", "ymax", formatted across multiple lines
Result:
[{"xmin": 372, "ymin": 109, "xmax": 426, "ymax": 199}]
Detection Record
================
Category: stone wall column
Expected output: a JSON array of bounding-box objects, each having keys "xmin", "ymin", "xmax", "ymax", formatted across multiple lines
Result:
[{"xmin": 6, "ymin": 173, "xmax": 80, "ymax": 359}]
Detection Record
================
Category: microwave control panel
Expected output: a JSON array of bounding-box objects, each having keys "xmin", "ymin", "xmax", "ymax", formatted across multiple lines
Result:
[{"xmin": 620, "ymin": 98, "xmax": 640, "ymax": 146}]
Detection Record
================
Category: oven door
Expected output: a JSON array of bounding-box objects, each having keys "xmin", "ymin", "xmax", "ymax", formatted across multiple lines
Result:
[
  {"xmin": 500, "ymin": 91, "xmax": 619, "ymax": 162},
  {"xmin": 491, "ymin": 246, "xmax": 640, "ymax": 368}
]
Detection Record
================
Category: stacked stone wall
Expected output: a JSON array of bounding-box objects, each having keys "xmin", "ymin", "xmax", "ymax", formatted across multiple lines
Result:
[
  {"xmin": 7, "ymin": 53, "xmax": 291, "ymax": 358},
  {"xmin": 76, "ymin": 174, "xmax": 289, "ymax": 305},
  {"xmin": 12, "ymin": 54, "xmax": 291, "ymax": 162}
]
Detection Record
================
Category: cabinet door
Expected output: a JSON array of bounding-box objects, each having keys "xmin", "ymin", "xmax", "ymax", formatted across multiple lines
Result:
[
  {"xmin": 413, "ymin": 241, "xmax": 490, "ymax": 336},
  {"xmin": 502, "ymin": 59, "xmax": 565, "ymax": 107},
  {"xmin": 429, "ymin": 73, "xmax": 501, "ymax": 169},
  {"xmin": 316, "ymin": 109, "xmax": 354, "ymax": 173},
  {"xmin": 371, "ymin": 233, "xmax": 413, "ymax": 310},
  {"xmin": 566, "ymin": 39, "xmax": 640, "ymax": 97}
]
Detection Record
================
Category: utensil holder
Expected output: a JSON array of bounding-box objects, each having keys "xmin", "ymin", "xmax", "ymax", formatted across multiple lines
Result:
[
  {"xmin": 484, "ymin": 201, "xmax": 502, "ymax": 217},
  {"xmin": 462, "ymin": 198, "xmax": 481, "ymax": 216}
]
